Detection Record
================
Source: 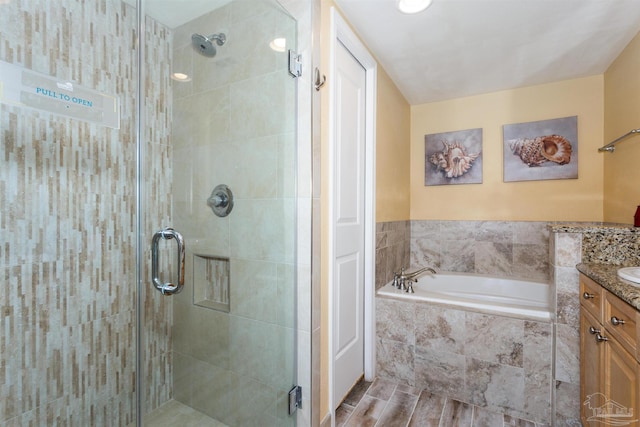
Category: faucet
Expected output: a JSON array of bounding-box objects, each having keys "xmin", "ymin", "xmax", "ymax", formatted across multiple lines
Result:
[
  {"xmin": 393, "ymin": 266, "xmax": 437, "ymax": 293},
  {"xmin": 403, "ymin": 266, "xmax": 437, "ymax": 280}
]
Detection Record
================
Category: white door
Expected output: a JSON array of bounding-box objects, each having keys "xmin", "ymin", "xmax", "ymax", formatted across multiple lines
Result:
[{"xmin": 332, "ymin": 39, "xmax": 367, "ymax": 408}]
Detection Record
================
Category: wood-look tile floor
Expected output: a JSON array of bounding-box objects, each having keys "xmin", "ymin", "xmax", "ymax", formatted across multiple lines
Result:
[{"xmin": 336, "ymin": 379, "xmax": 551, "ymax": 427}]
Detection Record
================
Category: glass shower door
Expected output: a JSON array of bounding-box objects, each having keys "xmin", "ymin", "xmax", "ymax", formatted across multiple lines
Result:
[{"xmin": 140, "ymin": 0, "xmax": 299, "ymax": 425}]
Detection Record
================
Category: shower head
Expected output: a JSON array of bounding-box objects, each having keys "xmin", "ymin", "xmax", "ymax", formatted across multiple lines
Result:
[{"xmin": 191, "ymin": 33, "xmax": 226, "ymax": 58}]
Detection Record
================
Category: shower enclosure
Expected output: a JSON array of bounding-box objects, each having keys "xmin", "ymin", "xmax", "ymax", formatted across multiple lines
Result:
[{"xmin": 0, "ymin": 0, "xmax": 312, "ymax": 425}]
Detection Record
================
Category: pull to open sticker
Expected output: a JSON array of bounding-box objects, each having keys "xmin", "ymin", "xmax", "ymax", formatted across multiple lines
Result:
[{"xmin": 0, "ymin": 60, "xmax": 119, "ymax": 129}]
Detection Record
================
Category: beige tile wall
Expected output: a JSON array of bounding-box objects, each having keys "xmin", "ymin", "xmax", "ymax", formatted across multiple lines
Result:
[
  {"xmin": 375, "ymin": 221, "xmax": 411, "ymax": 289},
  {"xmin": 169, "ymin": 1, "xmax": 301, "ymax": 425},
  {"xmin": 410, "ymin": 220, "xmax": 551, "ymax": 282},
  {"xmin": 550, "ymin": 231, "xmax": 581, "ymax": 426}
]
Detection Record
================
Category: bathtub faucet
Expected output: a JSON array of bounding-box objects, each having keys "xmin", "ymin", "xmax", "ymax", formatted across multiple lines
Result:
[
  {"xmin": 403, "ymin": 266, "xmax": 437, "ymax": 280},
  {"xmin": 393, "ymin": 266, "xmax": 437, "ymax": 293}
]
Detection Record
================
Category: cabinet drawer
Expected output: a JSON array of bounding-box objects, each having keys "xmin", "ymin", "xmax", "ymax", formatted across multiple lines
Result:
[
  {"xmin": 605, "ymin": 291, "xmax": 638, "ymax": 357},
  {"xmin": 580, "ymin": 274, "xmax": 604, "ymax": 319}
]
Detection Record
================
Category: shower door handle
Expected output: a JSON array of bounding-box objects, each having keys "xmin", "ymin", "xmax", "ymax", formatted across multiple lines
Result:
[{"xmin": 151, "ymin": 228, "xmax": 185, "ymax": 295}]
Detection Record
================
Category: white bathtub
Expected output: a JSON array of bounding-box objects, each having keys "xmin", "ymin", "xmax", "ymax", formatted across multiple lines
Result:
[{"xmin": 377, "ymin": 272, "xmax": 552, "ymax": 321}]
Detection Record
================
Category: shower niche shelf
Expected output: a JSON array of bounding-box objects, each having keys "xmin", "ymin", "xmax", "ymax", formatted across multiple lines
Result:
[{"xmin": 193, "ymin": 254, "xmax": 230, "ymax": 313}]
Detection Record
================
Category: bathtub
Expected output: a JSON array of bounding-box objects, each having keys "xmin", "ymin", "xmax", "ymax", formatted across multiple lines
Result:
[
  {"xmin": 377, "ymin": 272, "xmax": 551, "ymax": 321},
  {"xmin": 376, "ymin": 271, "xmax": 554, "ymax": 422}
]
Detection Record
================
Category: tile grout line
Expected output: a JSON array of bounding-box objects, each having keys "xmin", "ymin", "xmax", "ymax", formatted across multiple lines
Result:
[
  {"xmin": 372, "ymin": 398, "xmax": 390, "ymax": 427},
  {"xmin": 438, "ymin": 397, "xmax": 449, "ymax": 427},
  {"xmin": 403, "ymin": 389, "xmax": 421, "ymax": 427},
  {"xmin": 371, "ymin": 383, "xmax": 398, "ymax": 427}
]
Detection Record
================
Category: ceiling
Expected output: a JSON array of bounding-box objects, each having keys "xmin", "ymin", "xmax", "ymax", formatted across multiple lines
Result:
[
  {"xmin": 131, "ymin": 0, "xmax": 640, "ymax": 106},
  {"xmin": 123, "ymin": 0, "xmax": 232, "ymax": 29},
  {"xmin": 334, "ymin": 0, "xmax": 640, "ymax": 104}
]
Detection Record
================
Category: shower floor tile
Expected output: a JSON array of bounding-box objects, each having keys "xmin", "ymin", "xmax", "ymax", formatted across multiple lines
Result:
[{"xmin": 140, "ymin": 400, "xmax": 228, "ymax": 427}]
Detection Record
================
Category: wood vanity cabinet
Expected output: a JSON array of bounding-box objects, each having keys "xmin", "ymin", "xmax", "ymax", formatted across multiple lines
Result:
[{"xmin": 580, "ymin": 273, "xmax": 640, "ymax": 426}]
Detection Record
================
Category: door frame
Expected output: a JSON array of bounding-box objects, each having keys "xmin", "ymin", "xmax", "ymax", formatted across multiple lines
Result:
[{"xmin": 328, "ymin": 6, "xmax": 377, "ymax": 417}]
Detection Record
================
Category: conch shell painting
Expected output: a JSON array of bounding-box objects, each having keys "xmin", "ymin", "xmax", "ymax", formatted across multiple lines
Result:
[
  {"xmin": 429, "ymin": 141, "xmax": 480, "ymax": 178},
  {"xmin": 425, "ymin": 128, "xmax": 483, "ymax": 186},
  {"xmin": 503, "ymin": 116, "xmax": 578, "ymax": 183},
  {"xmin": 508, "ymin": 134, "xmax": 572, "ymax": 167}
]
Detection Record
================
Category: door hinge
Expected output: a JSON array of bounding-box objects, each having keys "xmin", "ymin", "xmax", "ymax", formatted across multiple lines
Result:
[
  {"xmin": 288, "ymin": 50, "xmax": 302, "ymax": 78},
  {"xmin": 288, "ymin": 385, "xmax": 302, "ymax": 415}
]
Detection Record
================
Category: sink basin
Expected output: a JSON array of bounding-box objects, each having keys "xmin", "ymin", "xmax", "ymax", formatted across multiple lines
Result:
[{"xmin": 618, "ymin": 267, "xmax": 640, "ymax": 284}]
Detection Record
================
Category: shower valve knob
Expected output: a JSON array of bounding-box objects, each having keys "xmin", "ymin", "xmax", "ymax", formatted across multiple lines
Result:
[
  {"xmin": 209, "ymin": 193, "xmax": 228, "ymax": 208},
  {"xmin": 207, "ymin": 184, "xmax": 234, "ymax": 217}
]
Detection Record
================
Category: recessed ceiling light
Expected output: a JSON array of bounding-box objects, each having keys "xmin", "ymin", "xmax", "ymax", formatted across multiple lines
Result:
[
  {"xmin": 269, "ymin": 37, "xmax": 287, "ymax": 53},
  {"xmin": 397, "ymin": 0, "xmax": 433, "ymax": 14},
  {"xmin": 170, "ymin": 72, "xmax": 191, "ymax": 82}
]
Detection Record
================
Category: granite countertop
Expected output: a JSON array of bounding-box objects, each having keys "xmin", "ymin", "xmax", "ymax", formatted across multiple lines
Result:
[
  {"xmin": 577, "ymin": 263, "xmax": 640, "ymax": 311},
  {"xmin": 549, "ymin": 222, "xmax": 638, "ymax": 234}
]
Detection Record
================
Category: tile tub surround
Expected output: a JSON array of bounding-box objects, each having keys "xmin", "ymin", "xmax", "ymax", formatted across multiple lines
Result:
[
  {"xmin": 375, "ymin": 220, "xmax": 553, "ymax": 423},
  {"xmin": 375, "ymin": 297, "xmax": 553, "ymax": 424},
  {"xmin": 373, "ymin": 220, "xmax": 638, "ymax": 425},
  {"xmin": 410, "ymin": 220, "xmax": 551, "ymax": 282},
  {"xmin": 376, "ymin": 221, "xmax": 411, "ymax": 289}
]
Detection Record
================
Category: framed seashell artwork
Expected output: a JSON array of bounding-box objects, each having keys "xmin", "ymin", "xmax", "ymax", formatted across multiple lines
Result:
[
  {"xmin": 503, "ymin": 116, "xmax": 578, "ymax": 182},
  {"xmin": 424, "ymin": 128, "xmax": 483, "ymax": 186}
]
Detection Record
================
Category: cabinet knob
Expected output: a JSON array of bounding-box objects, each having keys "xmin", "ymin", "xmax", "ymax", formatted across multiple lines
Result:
[
  {"xmin": 583, "ymin": 292, "xmax": 595, "ymax": 300},
  {"xmin": 589, "ymin": 326, "xmax": 600, "ymax": 335},
  {"xmin": 595, "ymin": 333, "xmax": 608, "ymax": 343},
  {"xmin": 611, "ymin": 316, "xmax": 625, "ymax": 326}
]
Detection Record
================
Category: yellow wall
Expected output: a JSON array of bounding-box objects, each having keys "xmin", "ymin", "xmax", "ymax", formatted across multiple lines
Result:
[
  {"xmin": 410, "ymin": 76, "xmax": 605, "ymax": 221},
  {"xmin": 604, "ymin": 31, "xmax": 640, "ymax": 224},
  {"xmin": 376, "ymin": 67, "xmax": 411, "ymax": 222}
]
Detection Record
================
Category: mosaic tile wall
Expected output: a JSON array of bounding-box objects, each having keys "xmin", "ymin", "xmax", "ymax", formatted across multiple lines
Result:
[
  {"xmin": 169, "ymin": 1, "xmax": 300, "ymax": 425},
  {"xmin": 0, "ymin": 0, "xmax": 143, "ymax": 425},
  {"xmin": 141, "ymin": 13, "xmax": 174, "ymax": 415}
]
